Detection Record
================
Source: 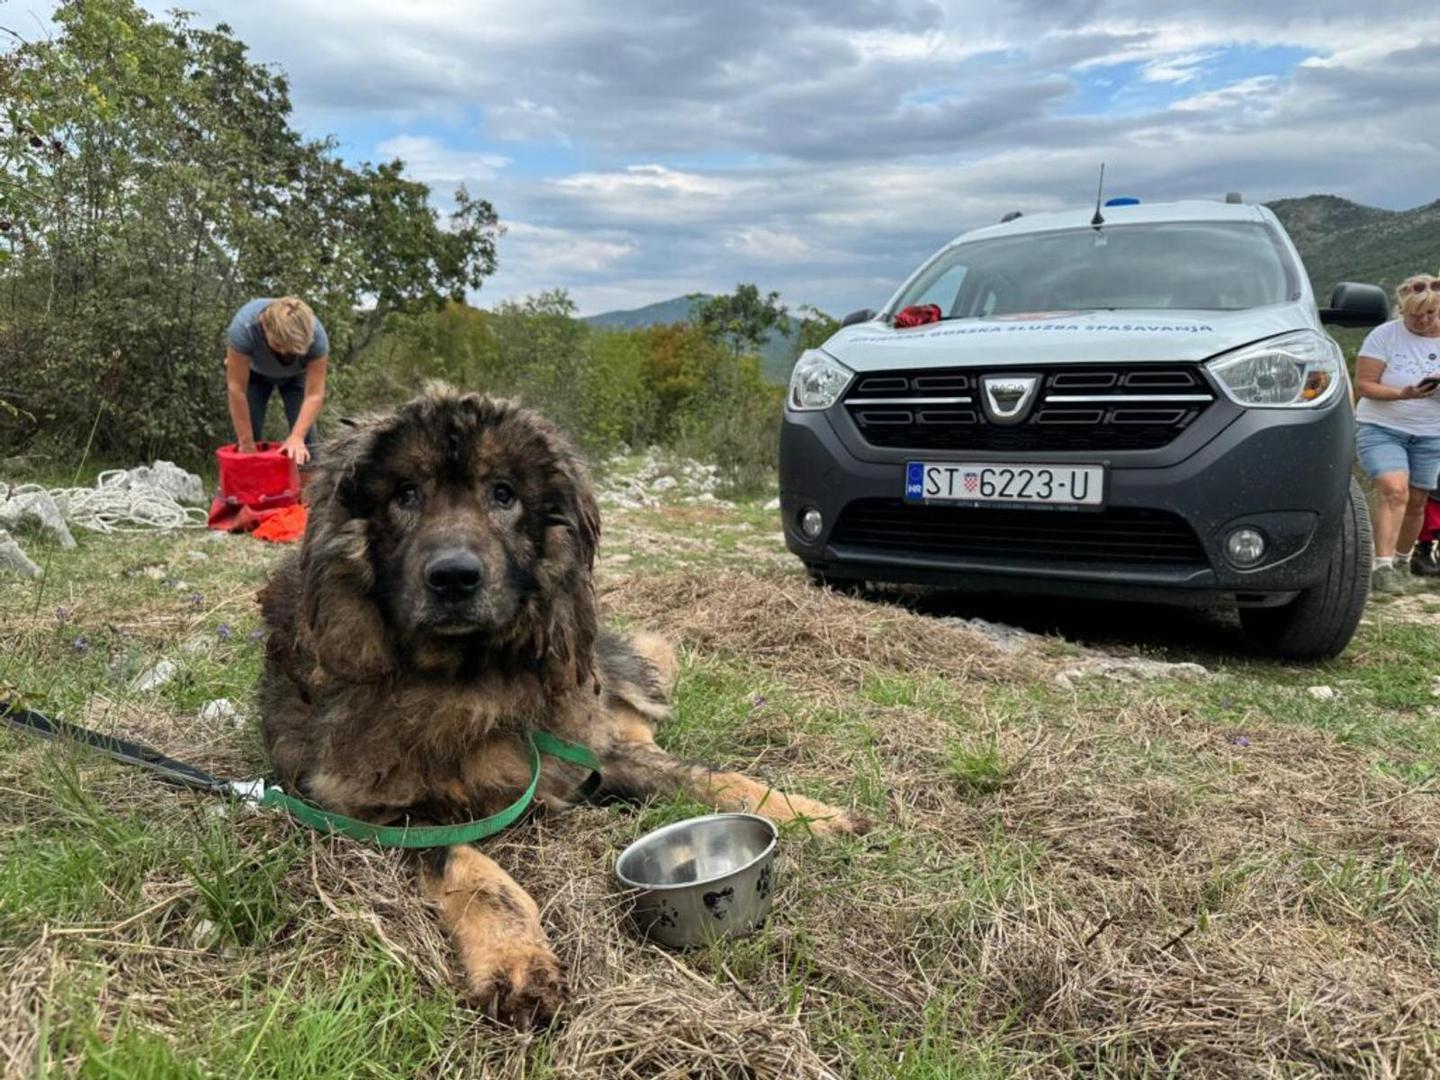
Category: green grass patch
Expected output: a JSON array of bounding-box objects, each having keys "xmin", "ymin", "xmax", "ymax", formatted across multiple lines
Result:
[{"xmin": 52, "ymin": 947, "xmax": 454, "ymax": 1080}]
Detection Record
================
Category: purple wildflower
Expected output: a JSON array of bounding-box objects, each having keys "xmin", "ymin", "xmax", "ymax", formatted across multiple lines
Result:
[
  {"xmin": 1231, "ymin": 735, "xmax": 1251, "ymax": 747},
  {"xmin": 72, "ymin": 636, "xmax": 90, "ymax": 655},
  {"xmin": 54, "ymin": 605, "xmax": 72, "ymax": 624},
  {"xmin": 249, "ymin": 628, "xmax": 265, "ymax": 642},
  {"xmin": 751, "ymin": 694, "xmax": 767, "ymax": 710},
  {"xmin": 216, "ymin": 623, "xmax": 233, "ymax": 641},
  {"xmin": 186, "ymin": 592, "xmax": 204, "ymax": 610}
]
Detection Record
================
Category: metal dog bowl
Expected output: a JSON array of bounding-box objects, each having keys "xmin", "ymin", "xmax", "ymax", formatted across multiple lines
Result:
[{"xmin": 614, "ymin": 813, "xmax": 778, "ymax": 948}]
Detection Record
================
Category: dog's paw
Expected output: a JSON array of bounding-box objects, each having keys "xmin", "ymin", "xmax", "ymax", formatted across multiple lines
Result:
[
  {"xmin": 806, "ymin": 806, "xmax": 873, "ymax": 838},
  {"xmin": 467, "ymin": 947, "xmax": 567, "ymax": 1030}
]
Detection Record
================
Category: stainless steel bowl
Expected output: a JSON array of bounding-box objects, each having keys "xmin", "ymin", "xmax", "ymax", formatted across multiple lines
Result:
[{"xmin": 614, "ymin": 813, "xmax": 778, "ymax": 948}]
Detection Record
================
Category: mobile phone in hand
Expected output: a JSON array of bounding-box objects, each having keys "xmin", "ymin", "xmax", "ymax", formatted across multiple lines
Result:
[{"xmin": 1418, "ymin": 376, "xmax": 1440, "ymax": 392}]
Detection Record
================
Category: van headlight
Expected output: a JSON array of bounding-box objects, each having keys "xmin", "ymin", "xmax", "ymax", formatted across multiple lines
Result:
[
  {"xmin": 1207, "ymin": 330, "xmax": 1343, "ymax": 408},
  {"xmin": 788, "ymin": 350, "xmax": 853, "ymax": 411}
]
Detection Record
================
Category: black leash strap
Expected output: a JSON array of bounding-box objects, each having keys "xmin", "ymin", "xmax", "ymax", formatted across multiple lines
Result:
[
  {"xmin": 0, "ymin": 699, "xmax": 606, "ymax": 847},
  {"xmin": 0, "ymin": 700, "xmax": 232, "ymax": 794}
]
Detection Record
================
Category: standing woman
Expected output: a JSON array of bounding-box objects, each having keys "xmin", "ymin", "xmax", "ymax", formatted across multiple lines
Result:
[
  {"xmin": 1353, "ymin": 274, "xmax": 1440, "ymax": 594},
  {"xmin": 225, "ymin": 296, "xmax": 329, "ymax": 464}
]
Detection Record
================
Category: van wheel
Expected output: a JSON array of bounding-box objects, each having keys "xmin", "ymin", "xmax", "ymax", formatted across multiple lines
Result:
[{"xmin": 1238, "ymin": 478, "xmax": 1372, "ymax": 660}]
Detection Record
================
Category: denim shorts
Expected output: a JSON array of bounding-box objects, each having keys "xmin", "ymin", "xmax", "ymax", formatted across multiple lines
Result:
[{"xmin": 1356, "ymin": 422, "xmax": 1440, "ymax": 489}]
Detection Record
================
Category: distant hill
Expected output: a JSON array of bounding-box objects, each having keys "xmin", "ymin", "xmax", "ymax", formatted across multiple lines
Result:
[
  {"xmin": 582, "ymin": 295, "xmax": 705, "ymax": 330},
  {"xmin": 1266, "ymin": 194, "xmax": 1440, "ymax": 300},
  {"xmin": 583, "ymin": 294, "xmax": 803, "ymax": 384}
]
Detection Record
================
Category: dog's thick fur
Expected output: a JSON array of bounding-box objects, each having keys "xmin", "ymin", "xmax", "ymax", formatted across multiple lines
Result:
[{"xmin": 258, "ymin": 386, "xmax": 863, "ymax": 1026}]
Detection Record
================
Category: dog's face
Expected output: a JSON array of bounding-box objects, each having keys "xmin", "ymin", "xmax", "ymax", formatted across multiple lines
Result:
[{"xmin": 298, "ymin": 387, "xmax": 600, "ymax": 689}]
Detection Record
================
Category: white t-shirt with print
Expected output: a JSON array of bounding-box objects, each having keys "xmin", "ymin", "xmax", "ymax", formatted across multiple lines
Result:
[{"xmin": 1355, "ymin": 319, "xmax": 1440, "ymax": 436}]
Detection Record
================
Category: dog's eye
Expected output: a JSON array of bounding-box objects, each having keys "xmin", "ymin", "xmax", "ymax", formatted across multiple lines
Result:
[
  {"xmin": 393, "ymin": 483, "xmax": 422, "ymax": 509},
  {"xmin": 492, "ymin": 482, "xmax": 517, "ymax": 509}
]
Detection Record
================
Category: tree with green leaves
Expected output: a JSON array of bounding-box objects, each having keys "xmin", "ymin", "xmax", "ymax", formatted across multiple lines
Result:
[
  {"xmin": 792, "ymin": 304, "xmax": 840, "ymax": 355},
  {"xmin": 689, "ymin": 284, "xmax": 791, "ymax": 358},
  {"xmin": 0, "ymin": 0, "xmax": 501, "ymax": 460}
]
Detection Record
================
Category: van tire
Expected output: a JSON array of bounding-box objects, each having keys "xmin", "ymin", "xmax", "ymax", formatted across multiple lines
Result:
[{"xmin": 1238, "ymin": 478, "xmax": 1372, "ymax": 660}]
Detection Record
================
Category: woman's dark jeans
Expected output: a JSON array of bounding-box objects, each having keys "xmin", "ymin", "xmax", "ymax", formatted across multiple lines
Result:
[{"xmin": 247, "ymin": 371, "xmax": 317, "ymax": 452}]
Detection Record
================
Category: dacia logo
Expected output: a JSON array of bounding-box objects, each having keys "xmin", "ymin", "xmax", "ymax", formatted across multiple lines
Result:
[{"xmin": 980, "ymin": 374, "xmax": 1040, "ymax": 426}]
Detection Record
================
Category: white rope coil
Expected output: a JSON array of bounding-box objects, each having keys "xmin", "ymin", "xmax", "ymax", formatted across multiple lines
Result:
[{"xmin": 1, "ymin": 475, "xmax": 208, "ymax": 534}]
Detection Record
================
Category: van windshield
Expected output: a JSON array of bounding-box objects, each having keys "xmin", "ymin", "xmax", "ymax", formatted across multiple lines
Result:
[{"xmin": 897, "ymin": 221, "xmax": 1299, "ymax": 317}]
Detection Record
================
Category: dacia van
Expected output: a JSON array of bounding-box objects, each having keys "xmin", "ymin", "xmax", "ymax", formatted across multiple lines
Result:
[{"xmin": 779, "ymin": 197, "xmax": 1389, "ymax": 659}]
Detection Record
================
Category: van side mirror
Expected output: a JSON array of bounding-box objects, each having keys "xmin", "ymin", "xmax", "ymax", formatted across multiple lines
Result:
[
  {"xmin": 840, "ymin": 308, "xmax": 876, "ymax": 328},
  {"xmin": 1319, "ymin": 282, "xmax": 1389, "ymax": 328}
]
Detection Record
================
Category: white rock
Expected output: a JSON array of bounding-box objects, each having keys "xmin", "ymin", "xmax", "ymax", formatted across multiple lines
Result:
[
  {"xmin": 0, "ymin": 528, "xmax": 41, "ymax": 577},
  {"xmin": 191, "ymin": 918, "xmax": 218, "ymax": 949},
  {"xmin": 652, "ymin": 476, "xmax": 679, "ymax": 492},
  {"xmin": 107, "ymin": 461, "xmax": 207, "ymax": 506},
  {"xmin": 186, "ymin": 550, "xmax": 209, "ymax": 562},
  {"xmin": 764, "ymin": 497, "xmax": 781, "ymax": 511},
  {"xmin": 941, "ymin": 616, "xmax": 1038, "ymax": 654},
  {"xmin": 199, "ymin": 698, "xmax": 240, "ymax": 723},
  {"xmin": 1306, "ymin": 685, "xmax": 1337, "ymax": 701},
  {"xmin": 133, "ymin": 659, "xmax": 178, "ymax": 692},
  {"xmin": 1056, "ymin": 657, "xmax": 1210, "ymax": 685},
  {"xmin": 0, "ymin": 491, "xmax": 76, "ymax": 548}
]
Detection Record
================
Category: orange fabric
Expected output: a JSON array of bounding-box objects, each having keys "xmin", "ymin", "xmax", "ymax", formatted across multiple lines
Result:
[{"xmin": 251, "ymin": 503, "xmax": 308, "ymax": 543}]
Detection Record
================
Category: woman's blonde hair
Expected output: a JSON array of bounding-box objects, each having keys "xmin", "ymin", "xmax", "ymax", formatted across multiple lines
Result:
[
  {"xmin": 259, "ymin": 297, "xmax": 316, "ymax": 356},
  {"xmin": 1396, "ymin": 275, "xmax": 1440, "ymax": 319}
]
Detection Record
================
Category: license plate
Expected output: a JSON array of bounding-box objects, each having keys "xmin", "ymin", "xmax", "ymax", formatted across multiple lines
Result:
[{"xmin": 904, "ymin": 462, "xmax": 1105, "ymax": 507}]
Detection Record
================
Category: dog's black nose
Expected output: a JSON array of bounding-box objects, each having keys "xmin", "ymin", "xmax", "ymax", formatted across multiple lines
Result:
[{"xmin": 425, "ymin": 550, "xmax": 483, "ymax": 600}]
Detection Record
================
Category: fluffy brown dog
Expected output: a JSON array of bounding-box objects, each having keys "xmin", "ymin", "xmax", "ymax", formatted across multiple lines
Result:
[{"xmin": 257, "ymin": 385, "xmax": 863, "ymax": 1026}]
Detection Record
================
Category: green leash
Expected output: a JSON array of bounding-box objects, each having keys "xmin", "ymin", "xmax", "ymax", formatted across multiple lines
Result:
[
  {"xmin": 256, "ymin": 729, "xmax": 603, "ymax": 848},
  {"xmin": 1, "ymin": 701, "xmax": 602, "ymax": 850}
]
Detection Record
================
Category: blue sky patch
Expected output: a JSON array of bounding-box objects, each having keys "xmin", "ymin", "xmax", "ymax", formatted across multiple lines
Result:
[{"xmin": 1060, "ymin": 44, "xmax": 1316, "ymax": 117}]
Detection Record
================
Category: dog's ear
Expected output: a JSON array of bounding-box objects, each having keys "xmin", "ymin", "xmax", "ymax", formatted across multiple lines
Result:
[
  {"xmin": 534, "ymin": 446, "xmax": 602, "ymax": 692},
  {"xmin": 298, "ymin": 424, "xmax": 396, "ymax": 683},
  {"xmin": 562, "ymin": 462, "xmax": 601, "ymax": 572}
]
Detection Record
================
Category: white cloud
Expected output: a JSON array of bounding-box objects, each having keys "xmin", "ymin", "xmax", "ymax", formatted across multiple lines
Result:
[
  {"xmin": 499, "ymin": 222, "xmax": 636, "ymax": 274},
  {"xmin": 553, "ymin": 165, "xmax": 739, "ymax": 199},
  {"xmin": 373, "ymin": 136, "xmax": 510, "ymax": 183},
  {"xmin": 723, "ymin": 228, "xmax": 814, "ymax": 263},
  {"xmin": 1141, "ymin": 50, "xmax": 1216, "ymax": 84},
  {"xmin": 1170, "ymin": 75, "xmax": 1279, "ymax": 114}
]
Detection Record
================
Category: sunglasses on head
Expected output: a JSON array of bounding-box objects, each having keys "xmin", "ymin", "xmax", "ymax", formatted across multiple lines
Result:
[
  {"xmin": 1401, "ymin": 279, "xmax": 1440, "ymax": 294},
  {"xmin": 273, "ymin": 349, "xmax": 304, "ymax": 365}
]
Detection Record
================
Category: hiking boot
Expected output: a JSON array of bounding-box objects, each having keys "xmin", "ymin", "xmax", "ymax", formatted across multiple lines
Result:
[
  {"xmin": 1371, "ymin": 564, "xmax": 1406, "ymax": 596},
  {"xmin": 1410, "ymin": 541, "xmax": 1440, "ymax": 578}
]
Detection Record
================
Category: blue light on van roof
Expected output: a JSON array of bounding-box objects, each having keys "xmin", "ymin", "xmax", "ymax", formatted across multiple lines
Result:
[{"xmin": 1104, "ymin": 196, "xmax": 1140, "ymax": 207}]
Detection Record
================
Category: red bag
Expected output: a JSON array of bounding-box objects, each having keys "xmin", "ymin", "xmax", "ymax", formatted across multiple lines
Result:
[
  {"xmin": 206, "ymin": 442, "xmax": 301, "ymax": 532},
  {"xmin": 1421, "ymin": 494, "xmax": 1440, "ymax": 544},
  {"xmin": 894, "ymin": 304, "xmax": 942, "ymax": 329}
]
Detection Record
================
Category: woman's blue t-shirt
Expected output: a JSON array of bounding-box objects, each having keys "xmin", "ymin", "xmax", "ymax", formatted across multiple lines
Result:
[{"xmin": 227, "ymin": 299, "xmax": 329, "ymax": 380}]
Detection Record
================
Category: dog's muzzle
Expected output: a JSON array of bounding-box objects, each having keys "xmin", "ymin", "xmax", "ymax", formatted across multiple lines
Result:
[{"xmin": 424, "ymin": 549, "xmax": 483, "ymax": 604}]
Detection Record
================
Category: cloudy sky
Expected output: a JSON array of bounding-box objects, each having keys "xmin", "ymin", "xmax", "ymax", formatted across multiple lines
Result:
[{"xmin": 102, "ymin": 2, "xmax": 1440, "ymax": 314}]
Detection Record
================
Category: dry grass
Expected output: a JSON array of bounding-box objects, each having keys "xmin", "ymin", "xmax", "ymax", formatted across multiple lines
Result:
[
  {"xmin": 606, "ymin": 568, "xmax": 1045, "ymax": 694},
  {"xmin": 4, "ymin": 511, "xmax": 1440, "ymax": 1077}
]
